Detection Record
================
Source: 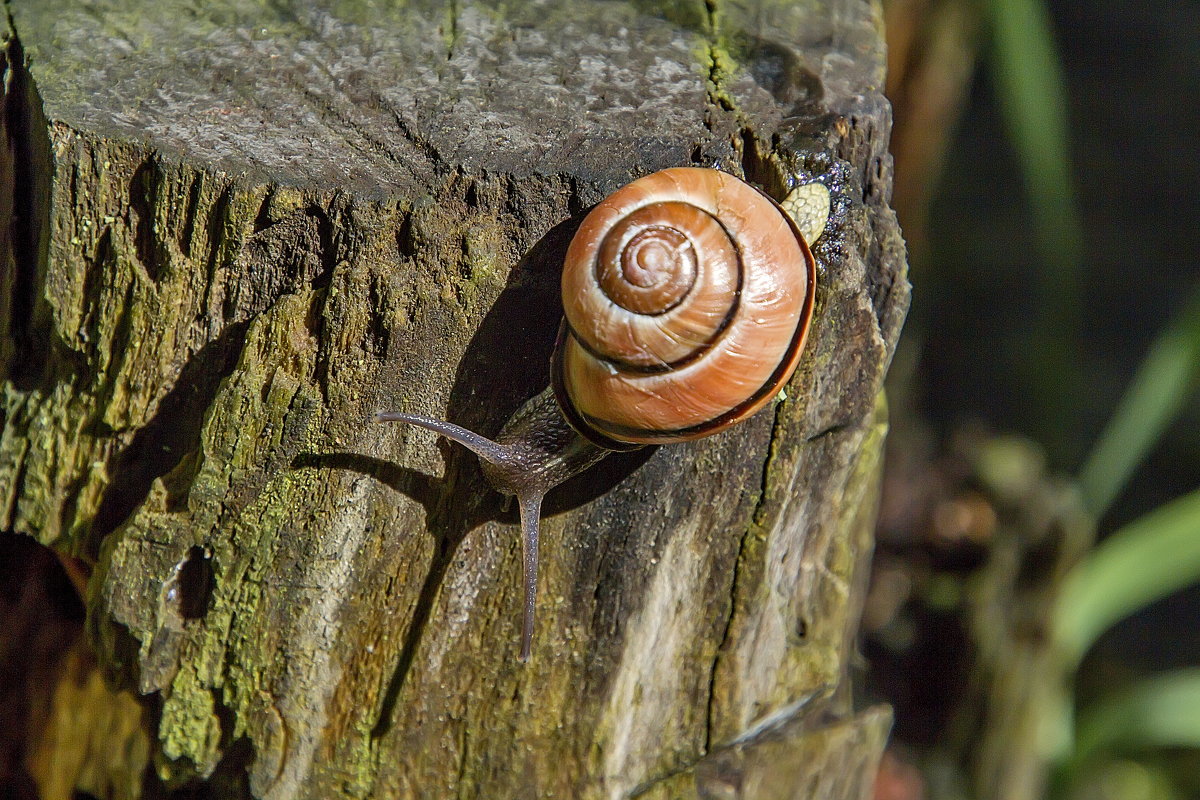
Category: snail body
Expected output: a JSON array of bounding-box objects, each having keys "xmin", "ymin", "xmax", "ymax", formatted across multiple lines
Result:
[{"xmin": 376, "ymin": 167, "xmax": 818, "ymax": 660}]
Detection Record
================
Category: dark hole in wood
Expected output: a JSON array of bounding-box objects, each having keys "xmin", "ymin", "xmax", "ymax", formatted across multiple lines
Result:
[{"xmin": 171, "ymin": 546, "xmax": 214, "ymax": 621}]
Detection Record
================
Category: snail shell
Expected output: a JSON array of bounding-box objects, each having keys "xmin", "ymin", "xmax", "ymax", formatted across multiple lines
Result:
[{"xmin": 553, "ymin": 167, "xmax": 817, "ymax": 446}]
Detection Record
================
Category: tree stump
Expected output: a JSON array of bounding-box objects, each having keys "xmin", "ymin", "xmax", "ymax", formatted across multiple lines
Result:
[{"xmin": 0, "ymin": 1, "xmax": 908, "ymax": 798}]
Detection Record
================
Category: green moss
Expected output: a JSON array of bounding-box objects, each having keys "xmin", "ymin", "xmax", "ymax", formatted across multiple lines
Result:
[{"xmin": 158, "ymin": 663, "xmax": 221, "ymax": 772}]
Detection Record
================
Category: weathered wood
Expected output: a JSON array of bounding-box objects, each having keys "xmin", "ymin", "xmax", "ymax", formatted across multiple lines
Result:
[{"xmin": 0, "ymin": 1, "xmax": 908, "ymax": 797}]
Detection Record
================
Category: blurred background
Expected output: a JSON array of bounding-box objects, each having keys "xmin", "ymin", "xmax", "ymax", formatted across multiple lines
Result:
[{"xmin": 867, "ymin": 0, "xmax": 1200, "ymax": 798}]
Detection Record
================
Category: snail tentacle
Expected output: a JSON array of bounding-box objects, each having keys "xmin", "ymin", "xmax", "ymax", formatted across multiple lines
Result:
[
  {"xmin": 373, "ymin": 412, "xmax": 511, "ymax": 465},
  {"xmin": 517, "ymin": 491, "xmax": 542, "ymax": 662},
  {"xmin": 375, "ymin": 389, "xmax": 607, "ymax": 661}
]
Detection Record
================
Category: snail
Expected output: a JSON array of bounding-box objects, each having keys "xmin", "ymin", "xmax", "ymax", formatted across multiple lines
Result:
[{"xmin": 376, "ymin": 167, "xmax": 821, "ymax": 660}]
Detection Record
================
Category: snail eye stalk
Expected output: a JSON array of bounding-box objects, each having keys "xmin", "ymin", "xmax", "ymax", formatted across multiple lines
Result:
[{"xmin": 374, "ymin": 402, "xmax": 604, "ymax": 662}]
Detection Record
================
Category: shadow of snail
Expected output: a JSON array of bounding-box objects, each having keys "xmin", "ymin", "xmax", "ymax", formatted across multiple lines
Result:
[{"xmin": 376, "ymin": 166, "xmax": 826, "ymax": 660}]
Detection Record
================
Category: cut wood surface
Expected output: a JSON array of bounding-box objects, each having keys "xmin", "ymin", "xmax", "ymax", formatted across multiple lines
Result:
[{"xmin": 0, "ymin": 1, "xmax": 908, "ymax": 797}]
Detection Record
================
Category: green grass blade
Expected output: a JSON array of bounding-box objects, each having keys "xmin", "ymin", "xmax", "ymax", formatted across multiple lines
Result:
[
  {"xmin": 985, "ymin": 0, "xmax": 1084, "ymax": 330},
  {"xmin": 1054, "ymin": 487, "xmax": 1200, "ymax": 668},
  {"xmin": 1078, "ymin": 284, "xmax": 1200, "ymax": 517},
  {"xmin": 1074, "ymin": 669, "xmax": 1200, "ymax": 764}
]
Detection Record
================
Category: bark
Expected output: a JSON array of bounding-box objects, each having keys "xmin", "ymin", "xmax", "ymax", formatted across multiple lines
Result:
[{"xmin": 0, "ymin": 1, "xmax": 908, "ymax": 797}]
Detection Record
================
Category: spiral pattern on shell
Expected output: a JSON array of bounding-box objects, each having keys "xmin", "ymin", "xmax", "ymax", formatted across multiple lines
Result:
[{"xmin": 553, "ymin": 167, "xmax": 816, "ymax": 445}]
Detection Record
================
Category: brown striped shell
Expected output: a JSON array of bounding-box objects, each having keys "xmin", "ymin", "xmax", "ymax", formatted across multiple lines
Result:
[{"xmin": 552, "ymin": 167, "xmax": 816, "ymax": 446}]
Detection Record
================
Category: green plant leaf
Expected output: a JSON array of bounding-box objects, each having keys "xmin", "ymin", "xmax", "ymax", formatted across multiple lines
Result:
[
  {"xmin": 985, "ymin": 0, "xmax": 1083, "ymax": 330},
  {"xmin": 1056, "ymin": 758, "xmax": 1181, "ymax": 800},
  {"xmin": 1078, "ymin": 284, "xmax": 1200, "ymax": 517},
  {"xmin": 1074, "ymin": 669, "xmax": 1200, "ymax": 764},
  {"xmin": 1054, "ymin": 488, "xmax": 1200, "ymax": 668}
]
